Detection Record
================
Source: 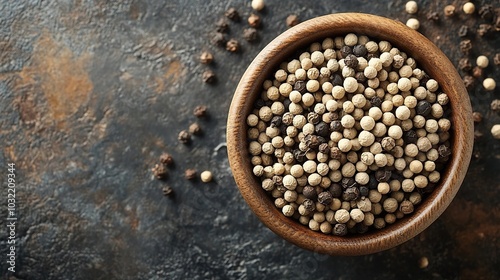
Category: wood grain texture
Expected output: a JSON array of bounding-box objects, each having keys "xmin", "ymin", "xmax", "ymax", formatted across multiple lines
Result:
[{"xmin": 227, "ymin": 13, "xmax": 473, "ymax": 255}]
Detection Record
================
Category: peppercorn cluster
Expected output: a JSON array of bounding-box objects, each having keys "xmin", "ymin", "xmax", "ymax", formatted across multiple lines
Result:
[{"xmin": 247, "ymin": 33, "xmax": 452, "ymax": 235}]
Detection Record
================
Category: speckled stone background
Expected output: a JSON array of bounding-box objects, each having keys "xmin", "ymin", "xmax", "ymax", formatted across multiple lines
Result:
[{"xmin": 0, "ymin": 0, "xmax": 499, "ymax": 279}]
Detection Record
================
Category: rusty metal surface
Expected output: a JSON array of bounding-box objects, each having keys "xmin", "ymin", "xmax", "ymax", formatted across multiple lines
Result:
[{"xmin": 0, "ymin": 0, "xmax": 499, "ymax": 279}]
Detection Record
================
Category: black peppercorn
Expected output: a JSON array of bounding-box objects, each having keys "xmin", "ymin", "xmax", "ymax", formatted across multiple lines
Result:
[
  {"xmin": 458, "ymin": 58, "xmax": 472, "ymax": 72},
  {"xmin": 368, "ymin": 175, "xmax": 378, "ymax": 189},
  {"xmin": 159, "ymin": 153, "xmax": 174, "ymax": 166},
  {"xmin": 318, "ymin": 191, "xmax": 333, "ymax": 205},
  {"xmin": 331, "ymin": 74, "xmax": 343, "ymax": 86},
  {"xmin": 416, "ymin": 100, "xmax": 432, "ymax": 117},
  {"xmin": 303, "ymin": 199, "xmax": 316, "ymax": 211},
  {"xmin": 254, "ymin": 99, "xmax": 265, "ymax": 109},
  {"xmin": 318, "ymin": 143, "xmax": 330, "ymax": 155},
  {"xmin": 329, "ymin": 183, "xmax": 342, "ymax": 198},
  {"xmin": 226, "ymin": 39, "xmax": 240, "ymax": 52},
  {"xmin": 152, "ymin": 164, "xmax": 168, "ymax": 179},
  {"xmin": 248, "ymin": 13, "xmax": 261, "ymax": 28},
  {"xmin": 344, "ymin": 54, "xmax": 359, "ymax": 69},
  {"xmin": 458, "ymin": 25, "xmax": 468, "ymax": 37},
  {"xmin": 352, "ymin": 44, "xmax": 367, "ymax": 57},
  {"xmin": 477, "ymin": 24, "xmax": 492, "ymax": 37},
  {"xmin": 307, "ymin": 112, "xmax": 320, "ymax": 124},
  {"xmin": 438, "ymin": 145, "xmax": 452, "ymax": 158},
  {"xmin": 340, "ymin": 45, "xmax": 352, "ymax": 58},
  {"xmin": 359, "ymin": 186, "xmax": 369, "ymax": 197},
  {"xmin": 211, "ymin": 32, "xmax": 226, "ymax": 47},
  {"xmin": 270, "ymin": 116, "xmax": 282, "ymax": 127},
  {"xmin": 330, "ymin": 147, "xmax": 342, "ymax": 160},
  {"xmin": 293, "ymin": 149, "xmax": 307, "ymax": 163},
  {"xmin": 494, "ymin": 53, "xmax": 500, "ymax": 66},
  {"xmin": 472, "ymin": 66, "xmax": 483, "ymax": 78},
  {"xmin": 243, "ymin": 28, "xmax": 258, "ymax": 42},
  {"xmin": 215, "ymin": 18, "xmax": 229, "ymax": 33},
  {"xmin": 404, "ymin": 130, "xmax": 418, "ymax": 144},
  {"xmin": 224, "ymin": 7, "xmax": 240, "ymax": 21},
  {"xmin": 162, "ymin": 186, "xmax": 174, "ymax": 196},
  {"xmin": 178, "ymin": 130, "xmax": 191, "ymax": 144},
  {"xmin": 342, "ymin": 187, "xmax": 359, "ymax": 201},
  {"xmin": 302, "ymin": 185, "xmax": 317, "ymax": 200},
  {"xmin": 478, "ymin": 4, "xmax": 494, "ymax": 21},
  {"xmin": 294, "ymin": 80, "xmax": 307, "ymax": 94},
  {"xmin": 330, "ymin": 120, "xmax": 342, "ymax": 132},
  {"xmin": 333, "ymin": 223, "xmax": 348, "ymax": 236},
  {"xmin": 463, "ymin": 75, "xmax": 475, "ymax": 91},
  {"xmin": 189, "ymin": 123, "xmax": 202, "ymax": 135},
  {"xmin": 328, "ymin": 112, "xmax": 340, "ymax": 121},
  {"xmin": 356, "ymin": 223, "xmax": 369, "ymax": 234},
  {"xmin": 355, "ymin": 72, "xmax": 367, "ymax": 83},
  {"xmin": 375, "ymin": 169, "xmax": 392, "ymax": 182},
  {"xmin": 459, "ymin": 39, "xmax": 472, "ymax": 55},
  {"xmin": 491, "ymin": 100, "xmax": 500, "ymax": 112},
  {"xmin": 315, "ymin": 122, "xmax": 330, "ymax": 137},
  {"xmin": 202, "ymin": 70, "xmax": 216, "ymax": 83},
  {"xmin": 282, "ymin": 112, "xmax": 293, "ymax": 125},
  {"xmin": 184, "ymin": 168, "xmax": 197, "ymax": 180},
  {"xmin": 341, "ymin": 177, "xmax": 357, "ymax": 189},
  {"xmin": 370, "ymin": 96, "xmax": 382, "ymax": 107},
  {"xmin": 426, "ymin": 11, "xmax": 439, "ymax": 21},
  {"xmin": 472, "ymin": 111, "xmax": 483, "ymax": 123},
  {"xmin": 193, "ymin": 105, "xmax": 207, "ymax": 118}
]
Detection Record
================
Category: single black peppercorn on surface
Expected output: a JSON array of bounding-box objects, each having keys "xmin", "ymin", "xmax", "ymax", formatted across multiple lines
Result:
[{"xmin": 247, "ymin": 33, "xmax": 453, "ymax": 236}]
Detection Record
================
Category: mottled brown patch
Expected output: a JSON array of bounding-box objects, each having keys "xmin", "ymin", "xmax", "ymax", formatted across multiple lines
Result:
[
  {"xmin": 17, "ymin": 32, "xmax": 93, "ymax": 129},
  {"xmin": 4, "ymin": 146, "xmax": 17, "ymax": 162}
]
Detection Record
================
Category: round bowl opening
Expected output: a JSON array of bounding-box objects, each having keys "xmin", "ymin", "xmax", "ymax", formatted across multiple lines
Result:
[{"xmin": 227, "ymin": 13, "xmax": 473, "ymax": 255}]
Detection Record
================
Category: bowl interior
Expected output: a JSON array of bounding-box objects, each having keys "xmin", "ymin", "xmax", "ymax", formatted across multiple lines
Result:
[{"xmin": 227, "ymin": 13, "xmax": 473, "ymax": 255}]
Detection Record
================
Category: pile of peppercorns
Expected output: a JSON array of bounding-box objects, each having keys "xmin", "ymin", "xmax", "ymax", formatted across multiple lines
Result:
[{"xmin": 247, "ymin": 33, "xmax": 452, "ymax": 235}]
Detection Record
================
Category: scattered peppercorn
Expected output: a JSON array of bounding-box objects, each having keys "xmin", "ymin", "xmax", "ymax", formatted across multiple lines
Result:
[
  {"xmin": 458, "ymin": 58, "xmax": 472, "ymax": 72},
  {"xmin": 494, "ymin": 53, "xmax": 500, "ymax": 66},
  {"xmin": 477, "ymin": 24, "xmax": 492, "ymax": 37},
  {"xmin": 178, "ymin": 130, "xmax": 191, "ymax": 144},
  {"xmin": 202, "ymin": 69, "xmax": 216, "ymax": 84},
  {"xmin": 491, "ymin": 125, "xmax": 500, "ymax": 139},
  {"xmin": 152, "ymin": 164, "xmax": 168, "ymax": 179},
  {"xmin": 159, "ymin": 153, "xmax": 174, "ymax": 166},
  {"xmin": 248, "ymin": 13, "xmax": 261, "ymax": 28},
  {"xmin": 215, "ymin": 18, "xmax": 229, "ymax": 33},
  {"xmin": 405, "ymin": 1, "xmax": 418, "ymax": 14},
  {"xmin": 463, "ymin": 75, "xmax": 475, "ymax": 90},
  {"xmin": 462, "ymin": 2, "xmax": 475, "ymax": 15},
  {"xmin": 193, "ymin": 105, "xmax": 207, "ymax": 118},
  {"xmin": 426, "ymin": 11, "xmax": 439, "ymax": 22},
  {"xmin": 458, "ymin": 25, "xmax": 468, "ymax": 37},
  {"xmin": 478, "ymin": 4, "xmax": 494, "ymax": 21},
  {"xmin": 406, "ymin": 18, "xmax": 420, "ymax": 30},
  {"xmin": 483, "ymin": 78, "xmax": 496, "ymax": 91},
  {"xmin": 243, "ymin": 28, "xmax": 258, "ymax": 42},
  {"xmin": 224, "ymin": 7, "xmax": 240, "ymax": 21},
  {"xmin": 472, "ymin": 67, "xmax": 482, "ymax": 78},
  {"xmin": 418, "ymin": 256, "xmax": 429, "ymax": 269},
  {"xmin": 200, "ymin": 170, "xmax": 213, "ymax": 183},
  {"xmin": 184, "ymin": 168, "xmax": 197, "ymax": 180},
  {"xmin": 444, "ymin": 5, "xmax": 456, "ymax": 17},
  {"xmin": 211, "ymin": 32, "xmax": 226, "ymax": 47},
  {"xmin": 200, "ymin": 51, "xmax": 214, "ymax": 64},
  {"xmin": 472, "ymin": 112, "xmax": 483, "ymax": 123},
  {"xmin": 162, "ymin": 185, "xmax": 174, "ymax": 196},
  {"xmin": 226, "ymin": 39, "xmax": 240, "ymax": 52},
  {"xmin": 286, "ymin": 14, "xmax": 300, "ymax": 27},
  {"xmin": 188, "ymin": 122, "xmax": 202, "ymax": 135},
  {"xmin": 459, "ymin": 39, "xmax": 472, "ymax": 55},
  {"xmin": 491, "ymin": 100, "xmax": 500, "ymax": 112},
  {"xmin": 251, "ymin": 0, "xmax": 265, "ymax": 11}
]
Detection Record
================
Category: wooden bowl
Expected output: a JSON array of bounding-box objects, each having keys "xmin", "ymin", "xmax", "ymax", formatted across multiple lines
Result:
[{"xmin": 226, "ymin": 13, "xmax": 473, "ymax": 255}]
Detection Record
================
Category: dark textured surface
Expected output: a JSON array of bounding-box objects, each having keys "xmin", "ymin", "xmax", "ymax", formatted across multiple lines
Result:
[{"xmin": 0, "ymin": 0, "xmax": 498, "ymax": 279}]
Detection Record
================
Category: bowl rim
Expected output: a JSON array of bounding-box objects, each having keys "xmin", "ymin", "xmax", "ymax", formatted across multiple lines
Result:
[{"xmin": 227, "ymin": 13, "xmax": 473, "ymax": 255}]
